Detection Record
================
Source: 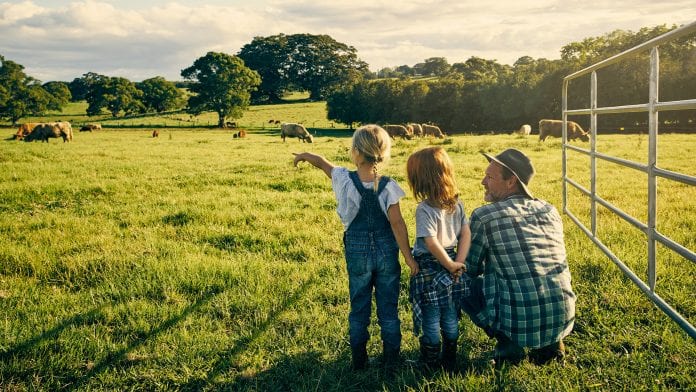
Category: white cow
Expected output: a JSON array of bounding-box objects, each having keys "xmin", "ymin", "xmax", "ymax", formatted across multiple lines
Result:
[{"xmin": 281, "ymin": 123, "xmax": 313, "ymax": 143}]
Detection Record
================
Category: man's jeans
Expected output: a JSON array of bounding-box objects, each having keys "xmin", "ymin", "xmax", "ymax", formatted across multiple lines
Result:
[
  {"xmin": 345, "ymin": 231, "xmax": 402, "ymax": 350},
  {"xmin": 420, "ymin": 302, "xmax": 458, "ymax": 345}
]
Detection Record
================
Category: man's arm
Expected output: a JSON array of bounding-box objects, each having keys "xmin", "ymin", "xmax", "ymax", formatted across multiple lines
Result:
[{"xmin": 465, "ymin": 217, "xmax": 486, "ymax": 276}]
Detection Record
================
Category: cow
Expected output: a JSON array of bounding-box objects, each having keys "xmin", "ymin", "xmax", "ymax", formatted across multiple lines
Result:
[
  {"xmin": 517, "ymin": 124, "xmax": 532, "ymax": 135},
  {"xmin": 280, "ymin": 123, "xmax": 313, "ymax": 143},
  {"xmin": 384, "ymin": 124, "xmax": 412, "ymax": 140},
  {"xmin": 23, "ymin": 122, "xmax": 72, "ymax": 143},
  {"xmin": 233, "ymin": 130, "xmax": 247, "ymax": 138},
  {"xmin": 152, "ymin": 130, "xmax": 159, "ymax": 138},
  {"xmin": 538, "ymin": 119, "xmax": 590, "ymax": 142},
  {"xmin": 409, "ymin": 123, "xmax": 423, "ymax": 137},
  {"xmin": 422, "ymin": 124, "xmax": 445, "ymax": 139},
  {"xmin": 15, "ymin": 122, "xmax": 40, "ymax": 140},
  {"xmin": 225, "ymin": 121, "xmax": 237, "ymax": 129},
  {"xmin": 80, "ymin": 123, "xmax": 101, "ymax": 132}
]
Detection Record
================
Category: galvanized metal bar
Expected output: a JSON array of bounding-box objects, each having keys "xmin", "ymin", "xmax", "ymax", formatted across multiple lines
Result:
[
  {"xmin": 565, "ymin": 98, "xmax": 696, "ymax": 115},
  {"xmin": 654, "ymin": 231, "xmax": 696, "ymax": 264},
  {"xmin": 565, "ymin": 108, "xmax": 593, "ymax": 115},
  {"xmin": 566, "ymin": 209, "xmax": 696, "ymax": 340},
  {"xmin": 565, "ymin": 144, "xmax": 590, "ymax": 155},
  {"xmin": 654, "ymin": 167, "xmax": 696, "ymax": 186},
  {"xmin": 566, "ymin": 177, "xmax": 591, "ymax": 196},
  {"xmin": 595, "ymin": 151, "xmax": 649, "ymax": 172},
  {"xmin": 647, "ymin": 47, "xmax": 659, "ymax": 292},
  {"xmin": 655, "ymin": 98, "xmax": 696, "ymax": 111},
  {"xmin": 565, "ymin": 21, "xmax": 696, "ymax": 81},
  {"xmin": 595, "ymin": 194, "xmax": 649, "ymax": 234},
  {"xmin": 563, "ymin": 22, "xmax": 696, "ymax": 340},
  {"xmin": 590, "ymin": 71, "xmax": 598, "ymax": 236},
  {"xmin": 562, "ymin": 80, "xmax": 569, "ymax": 212},
  {"xmin": 566, "ymin": 177, "xmax": 649, "ymax": 233}
]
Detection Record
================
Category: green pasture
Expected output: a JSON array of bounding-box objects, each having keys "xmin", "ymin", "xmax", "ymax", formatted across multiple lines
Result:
[
  {"xmin": 0, "ymin": 127, "xmax": 694, "ymax": 390},
  {"xmin": 17, "ymin": 92, "xmax": 341, "ymax": 131}
]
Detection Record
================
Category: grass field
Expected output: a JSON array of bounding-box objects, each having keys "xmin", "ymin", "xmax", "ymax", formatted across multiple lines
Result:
[
  {"xmin": 0, "ymin": 125, "xmax": 695, "ymax": 390},
  {"xmin": 16, "ymin": 92, "xmax": 341, "ymax": 131}
]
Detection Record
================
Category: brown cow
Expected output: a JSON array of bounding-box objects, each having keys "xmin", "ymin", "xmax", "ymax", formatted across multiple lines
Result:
[
  {"xmin": 80, "ymin": 123, "xmax": 101, "ymax": 132},
  {"xmin": 422, "ymin": 124, "xmax": 445, "ymax": 139},
  {"xmin": 384, "ymin": 124, "xmax": 412, "ymax": 140},
  {"xmin": 538, "ymin": 119, "xmax": 590, "ymax": 142},
  {"xmin": 233, "ymin": 130, "xmax": 247, "ymax": 138},
  {"xmin": 408, "ymin": 123, "xmax": 423, "ymax": 137},
  {"xmin": 15, "ymin": 122, "xmax": 40, "ymax": 140},
  {"xmin": 24, "ymin": 123, "xmax": 72, "ymax": 143},
  {"xmin": 152, "ymin": 130, "xmax": 160, "ymax": 138}
]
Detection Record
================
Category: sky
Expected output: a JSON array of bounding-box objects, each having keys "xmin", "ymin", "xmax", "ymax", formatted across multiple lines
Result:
[{"xmin": 1, "ymin": 0, "xmax": 694, "ymax": 82}]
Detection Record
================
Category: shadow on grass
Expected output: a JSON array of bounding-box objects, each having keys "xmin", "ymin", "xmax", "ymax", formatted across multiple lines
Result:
[
  {"xmin": 65, "ymin": 288, "xmax": 224, "ymax": 391},
  {"xmin": 208, "ymin": 344, "xmax": 502, "ymax": 391},
  {"xmin": 0, "ymin": 303, "xmax": 113, "ymax": 364},
  {"xmin": 179, "ymin": 276, "xmax": 319, "ymax": 391}
]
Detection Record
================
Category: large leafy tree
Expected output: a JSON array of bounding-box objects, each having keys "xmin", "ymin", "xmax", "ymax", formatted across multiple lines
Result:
[
  {"xmin": 181, "ymin": 52, "xmax": 261, "ymax": 128},
  {"xmin": 85, "ymin": 74, "xmax": 144, "ymax": 117},
  {"xmin": 137, "ymin": 76, "xmax": 184, "ymax": 113},
  {"xmin": 69, "ymin": 72, "xmax": 104, "ymax": 102},
  {"xmin": 238, "ymin": 33, "xmax": 368, "ymax": 102},
  {"xmin": 42, "ymin": 81, "xmax": 72, "ymax": 111},
  {"xmin": 0, "ymin": 55, "xmax": 57, "ymax": 124},
  {"xmin": 326, "ymin": 81, "xmax": 371, "ymax": 130},
  {"xmin": 238, "ymin": 35, "xmax": 290, "ymax": 103},
  {"xmin": 422, "ymin": 57, "xmax": 451, "ymax": 76}
]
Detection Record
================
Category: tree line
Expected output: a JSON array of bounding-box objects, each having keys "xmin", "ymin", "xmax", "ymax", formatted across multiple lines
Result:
[
  {"xmin": 327, "ymin": 24, "xmax": 695, "ymax": 133},
  {"xmin": 1, "ymin": 25, "xmax": 694, "ymax": 131}
]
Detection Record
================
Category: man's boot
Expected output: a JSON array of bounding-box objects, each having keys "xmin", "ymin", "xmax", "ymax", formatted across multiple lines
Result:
[
  {"xmin": 351, "ymin": 343, "xmax": 368, "ymax": 371},
  {"xmin": 419, "ymin": 338, "xmax": 441, "ymax": 371},
  {"xmin": 493, "ymin": 332, "xmax": 525, "ymax": 366},
  {"xmin": 529, "ymin": 339, "xmax": 565, "ymax": 365},
  {"xmin": 441, "ymin": 337, "xmax": 458, "ymax": 372}
]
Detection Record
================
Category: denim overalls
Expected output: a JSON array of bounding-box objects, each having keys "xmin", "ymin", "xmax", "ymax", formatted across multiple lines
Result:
[{"xmin": 343, "ymin": 171, "xmax": 402, "ymax": 352}]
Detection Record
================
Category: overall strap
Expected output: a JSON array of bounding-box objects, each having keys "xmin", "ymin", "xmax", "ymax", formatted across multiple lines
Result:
[{"xmin": 348, "ymin": 171, "xmax": 391, "ymax": 196}]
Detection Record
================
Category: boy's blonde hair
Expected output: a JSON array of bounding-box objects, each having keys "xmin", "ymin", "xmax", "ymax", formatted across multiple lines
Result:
[
  {"xmin": 407, "ymin": 146, "xmax": 459, "ymax": 212},
  {"xmin": 352, "ymin": 124, "xmax": 391, "ymax": 191}
]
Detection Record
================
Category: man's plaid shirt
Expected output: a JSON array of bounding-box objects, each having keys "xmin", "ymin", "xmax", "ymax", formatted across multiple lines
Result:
[
  {"xmin": 409, "ymin": 249, "xmax": 470, "ymax": 336},
  {"xmin": 465, "ymin": 195, "xmax": 576, "ymax": 348}
]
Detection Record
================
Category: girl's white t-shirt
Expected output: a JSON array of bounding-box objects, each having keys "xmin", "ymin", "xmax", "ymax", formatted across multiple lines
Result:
[{"xmin": 331, "ymin": 166, "xmax": 405, "ymax": 230}]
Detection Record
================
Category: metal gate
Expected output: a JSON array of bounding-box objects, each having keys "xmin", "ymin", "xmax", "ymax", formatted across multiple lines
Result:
[{"xmin": 561, "ymin": 21, "xmax": 696, "ymax": 339}]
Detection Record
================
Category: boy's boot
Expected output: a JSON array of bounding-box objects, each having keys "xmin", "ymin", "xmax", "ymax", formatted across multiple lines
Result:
[
  {"xmin": 419, "ymin": 337, "xmax": 441, "ymax": 371},
  {"xmin": 351, "ymin": 343, "xmax": 368, "ymax": 371},
  {"xmin": 441, "ymin": 337, "xmax": 458, "ymax": 372}
]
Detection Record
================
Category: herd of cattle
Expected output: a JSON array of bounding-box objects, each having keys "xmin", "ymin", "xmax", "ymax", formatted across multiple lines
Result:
[{"xmin": 12, "ymin": 119, "xmax": 591, "ymax": 144}]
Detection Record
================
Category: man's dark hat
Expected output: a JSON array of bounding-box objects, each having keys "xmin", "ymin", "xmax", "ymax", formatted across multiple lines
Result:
[{"xmin": 482, "ymin": 148, "xmax": 535, "ymax": 198}]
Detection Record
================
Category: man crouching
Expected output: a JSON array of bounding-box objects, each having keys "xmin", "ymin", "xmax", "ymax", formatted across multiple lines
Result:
[{"xmin": 462, "ymin": 148, "xmax": 576, "ymax": 366}]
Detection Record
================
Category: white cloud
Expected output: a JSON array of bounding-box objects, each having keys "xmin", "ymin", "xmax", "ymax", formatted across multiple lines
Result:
[{"xmin": 0, "ymin": 0, "xmax": 693, "ymax": 81}]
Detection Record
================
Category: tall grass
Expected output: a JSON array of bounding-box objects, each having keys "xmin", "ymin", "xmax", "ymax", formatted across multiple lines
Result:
[{"xmin": 0, "ymin": 129, "xmax": 694, "ymax": 391}]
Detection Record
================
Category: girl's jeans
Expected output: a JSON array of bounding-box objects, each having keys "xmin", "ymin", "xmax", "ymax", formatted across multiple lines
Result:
[{"xmin": 345, "ymin": 231, "xmax": 401, "ymax": 351}]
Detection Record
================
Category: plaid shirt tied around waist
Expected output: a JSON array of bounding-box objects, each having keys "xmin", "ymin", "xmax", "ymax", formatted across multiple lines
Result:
[{"xmin": 409, "ymin": 249, "xmax": 470, "ymax": 336}]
